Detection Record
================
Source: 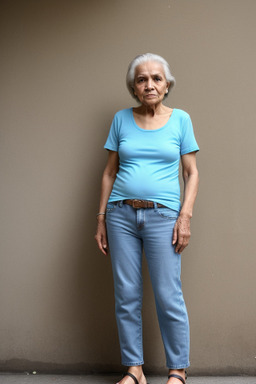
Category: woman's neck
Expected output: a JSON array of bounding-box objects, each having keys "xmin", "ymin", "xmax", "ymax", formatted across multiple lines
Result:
[{"xmin": 134, "ymin": 103, "xmax": 171, "ymax": 118}]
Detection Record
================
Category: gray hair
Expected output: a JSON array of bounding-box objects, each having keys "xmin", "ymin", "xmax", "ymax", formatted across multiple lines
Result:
[{"xmin": 126, "ymin": 53, "xmax": 176, "ymax": 101}]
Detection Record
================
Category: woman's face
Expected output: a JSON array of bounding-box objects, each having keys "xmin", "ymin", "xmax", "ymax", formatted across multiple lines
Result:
[{"xmin": 133, "ymin": 61, "xmax": 169, "ymax": 106}]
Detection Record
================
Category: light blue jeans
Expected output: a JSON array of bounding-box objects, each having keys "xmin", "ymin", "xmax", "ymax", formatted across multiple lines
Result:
[{"xmin": 106, "ymin": 201, "xmax": 190, "ymax": 369}]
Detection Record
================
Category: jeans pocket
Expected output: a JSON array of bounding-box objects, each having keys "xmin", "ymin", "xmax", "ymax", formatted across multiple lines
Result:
[
  {"xmin": 155, "ymin": 207, "xmax": 179, "ymax": 220},
  {"xmin": 106, "ymin": 202, "xmax": 116, "ymax": 213}
]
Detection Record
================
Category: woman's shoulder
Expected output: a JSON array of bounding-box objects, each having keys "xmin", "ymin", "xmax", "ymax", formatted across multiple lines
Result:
[
  {"xmin": 113, "ymin": 107, "xmax": 132, "ymax": 119},
  {"xmin": 110, "ymin": 108, "xmax": 132, "ymax": 131},
  {"xmin": 173, "ymin": 108, "xmax": 191, "ymax": 120}
]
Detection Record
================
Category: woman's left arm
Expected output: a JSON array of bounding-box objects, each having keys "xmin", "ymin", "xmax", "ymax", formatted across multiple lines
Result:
[{"xmin": 172, "ymin": 152, "xmax": 199, "ymax": 253}]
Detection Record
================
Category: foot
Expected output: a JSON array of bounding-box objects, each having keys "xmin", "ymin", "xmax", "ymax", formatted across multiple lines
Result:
[
  {"xmin": 117, "ymin": 366, "xmax": 147, "ymax": 384},
  {"xmin": 167, "ymin": 369, "xmax": 186, "ymax": 384}
]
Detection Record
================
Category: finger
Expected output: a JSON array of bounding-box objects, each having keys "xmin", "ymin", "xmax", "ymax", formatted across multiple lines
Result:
[
  {"xmin": 95, "ymin": 234, "xmax": 108, "ymax": 255},
  {"xmin": 98, "ymin": 241, "xmax": 107, "ymax": 255},
  {"xmin": 178, "ymin": 244, "xmax": 185, "ymax": 253},
  {"xmin": 98, "ymin": 241, "xmax": 108, "ymax": 255},
  {"xmin": 175, "ymin": 239, "xmax": 183, "ymax": 253},
  {"xmin": 175, "ymin": 234, "xmax": 185, "ymax": 253},
  {"xmin": 100, "ymin": 246, "xmax": 108, "ymax": 256},
  {"xmin": 99, "ymin": 242, "xmax": 108, "ymax": 255},
  {"xmin": 178, "ymin": 237, "xmax": 190, "ymax": 253},
  {"xmin": 101, "ymin": 235, "xmax": 108, "ymax": 255},
  {"xmin": 102, "ymin": 244, "xmax": 108, "ymax": 255}
]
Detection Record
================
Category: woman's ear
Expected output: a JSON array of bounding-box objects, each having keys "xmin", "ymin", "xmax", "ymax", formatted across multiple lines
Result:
[{"xmin": 165, "ymin": 82, "xmax": 170, "ymax": 95}]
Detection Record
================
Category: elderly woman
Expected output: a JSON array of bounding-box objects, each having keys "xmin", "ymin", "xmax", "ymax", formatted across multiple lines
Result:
[{"xmin": 95, "ymin": 53, "xmax": 199, "ymax": 384}]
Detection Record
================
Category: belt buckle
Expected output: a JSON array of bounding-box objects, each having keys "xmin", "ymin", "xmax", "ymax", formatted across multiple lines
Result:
[{"xmin": 132, "ymin": 199, "xmax": 144, "ymax": 208}]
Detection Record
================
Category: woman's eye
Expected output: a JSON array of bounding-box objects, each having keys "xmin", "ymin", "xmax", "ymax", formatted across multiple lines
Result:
[
  {"xmin": 137, "ymin": 78, "xmax": 144, "ymax": 83},
  {"xmin": 155, "ymin": 77, "xmax": 161, "ymax": 81}
]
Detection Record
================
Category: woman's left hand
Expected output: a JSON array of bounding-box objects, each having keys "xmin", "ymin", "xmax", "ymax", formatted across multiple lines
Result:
[{"xmin": 172, "ymin": 214, "xmax": 191, "ymax": 253}]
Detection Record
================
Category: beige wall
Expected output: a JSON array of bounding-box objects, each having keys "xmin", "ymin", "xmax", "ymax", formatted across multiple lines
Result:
[{"xmin": 0, "ymin": 0, "xmax": 255, "ymax": 376}]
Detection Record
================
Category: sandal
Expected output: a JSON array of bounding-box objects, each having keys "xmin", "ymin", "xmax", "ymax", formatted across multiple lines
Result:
[
  {"xmin": 168, "ymin": 370, "xmax": 187, "ymax": 384},
  {"xmin": 120, "ymin": 372, "xmax": 149, "ymax": 384}
]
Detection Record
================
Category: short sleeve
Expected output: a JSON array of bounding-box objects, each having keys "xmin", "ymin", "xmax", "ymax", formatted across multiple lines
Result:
[
  {"xmin": 180, "ymin": 115, "xmax": 199, "ymax": 155},
  {"xmin": 104, "ymin": 114, "xmax": 119, "ymax": 151}
]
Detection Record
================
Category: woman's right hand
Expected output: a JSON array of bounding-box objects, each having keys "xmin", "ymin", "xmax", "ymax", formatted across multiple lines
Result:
[
  {"xmin": 95, "ymin": 150, "xmax": 119, "ymax": 256},
  {"xmin": 95, "ymin": 218, "xmax": 108, "ymax": 255}
]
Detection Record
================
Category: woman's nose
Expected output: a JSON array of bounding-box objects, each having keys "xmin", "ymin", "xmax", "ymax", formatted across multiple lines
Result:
[{"xmin": 146, "ymin": 79, "xmax": 154, "ymax": 90}]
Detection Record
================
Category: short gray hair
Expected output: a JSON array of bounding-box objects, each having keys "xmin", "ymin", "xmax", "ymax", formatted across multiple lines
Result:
[{"xmin": 126, "ymin": 53, "xmax": 176, "ymax": 101}]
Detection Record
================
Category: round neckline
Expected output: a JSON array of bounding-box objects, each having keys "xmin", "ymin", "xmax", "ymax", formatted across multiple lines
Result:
[{"xmin": 131, "ymin": 107, "xmax": 175, "ymax": 132}]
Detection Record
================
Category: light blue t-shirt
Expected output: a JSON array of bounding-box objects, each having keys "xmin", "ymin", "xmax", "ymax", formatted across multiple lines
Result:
[{"xmin": 104, "ymin": 108, "xmax": 199, "ymax": 212}]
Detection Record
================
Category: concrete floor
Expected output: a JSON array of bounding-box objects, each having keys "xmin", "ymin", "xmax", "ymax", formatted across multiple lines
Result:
[{"xmin": 0, "ymin": 375, "xmax": 255, "ymax": 384}]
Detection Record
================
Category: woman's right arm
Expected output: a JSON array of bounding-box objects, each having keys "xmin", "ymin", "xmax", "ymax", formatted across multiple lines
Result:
[{"xmin": 95, "ymin": 150, "xmax": 119, "ymax": 255}]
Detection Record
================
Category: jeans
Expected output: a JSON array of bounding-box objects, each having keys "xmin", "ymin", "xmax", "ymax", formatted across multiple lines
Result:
[{"xmin": 106, "ymin": 201, "xmax": 190, "ymax": 369}]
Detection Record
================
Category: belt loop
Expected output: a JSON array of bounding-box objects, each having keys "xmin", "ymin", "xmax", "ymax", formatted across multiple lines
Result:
[
  {"xmin": 153, "ymin": 202, "xmax": 158, "ymax": 210},
  {"xmin": 118, "ymin": 200, "xmax": 123, "ymax": 207}
]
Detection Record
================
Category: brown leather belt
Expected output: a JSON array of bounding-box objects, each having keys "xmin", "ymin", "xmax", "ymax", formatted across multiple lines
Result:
[{"xmin": 123, "ymin": 199, "xmax": 166, "ymax": 209}]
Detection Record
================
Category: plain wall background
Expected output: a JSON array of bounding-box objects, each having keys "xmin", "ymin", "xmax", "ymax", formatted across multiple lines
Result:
[{"xmin": 0, "ymin": 0, "xmax": 255, "ymax": 376}]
